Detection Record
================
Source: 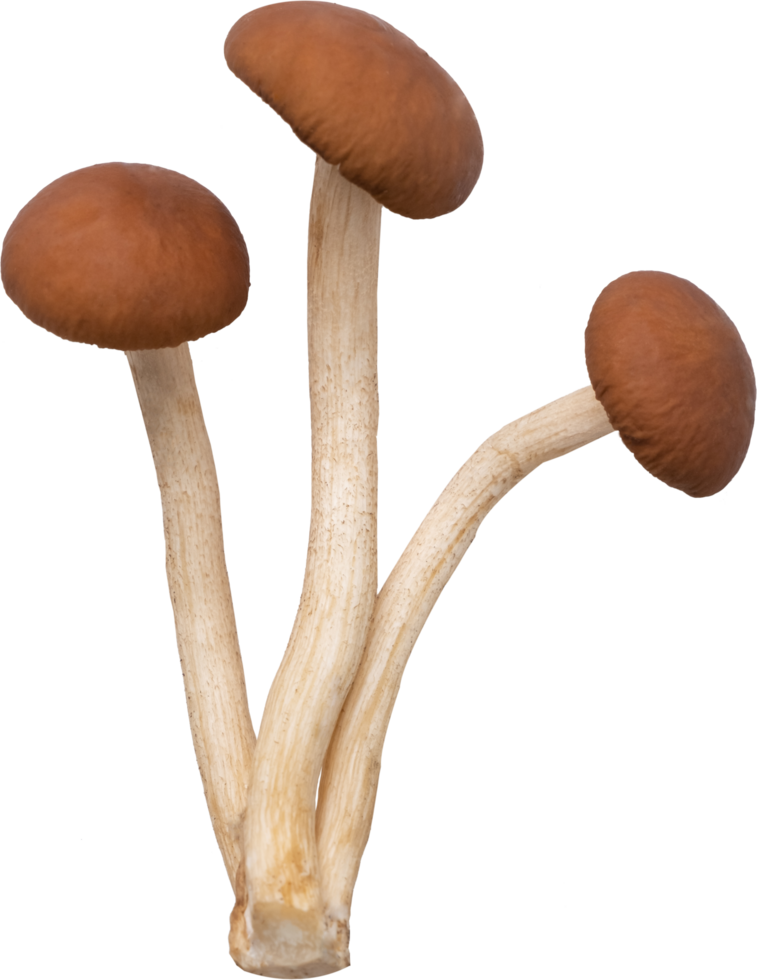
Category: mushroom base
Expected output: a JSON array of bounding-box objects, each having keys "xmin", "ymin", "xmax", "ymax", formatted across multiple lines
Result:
[{"xmin": 229, "ymin": 897, "xmax": 348, "ymax": 977}]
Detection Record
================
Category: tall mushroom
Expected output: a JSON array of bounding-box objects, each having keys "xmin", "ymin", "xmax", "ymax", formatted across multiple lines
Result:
[
  {"xmin": 1, "ymin": 161, "xmax": 256, "ymax": 884},
  {"xmin": 314, "ymin": 270, "xmax": 754, "ymax": 951},
  {"xmin": 224, "ymin": 3, "xmax": 483, "ymax": 974}
]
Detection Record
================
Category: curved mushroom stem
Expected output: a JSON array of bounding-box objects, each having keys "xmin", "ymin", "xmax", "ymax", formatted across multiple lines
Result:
[
  {"xmin": 315, "ymin": 386, "xmax": 613, "ymax": 923},
  {"xmin": 127, "ymin": 343, "xmax": 256, "ymax": 886},
  {"xmin": 230, "ymin": 158, "xmax": 381, "ymax": 976}
]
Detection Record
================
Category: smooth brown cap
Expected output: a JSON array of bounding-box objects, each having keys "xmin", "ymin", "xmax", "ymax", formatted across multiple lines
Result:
[
  {"xmin": 585, "ymin": 271, "xmax": 755, "ymax": 497},
  {"xmin": 2, "ymin": 163, "xmax": 250, "ymax": 351},
  {"xmin": 225, "ymin": 2, "xmax": 483, "ymax": 219}
]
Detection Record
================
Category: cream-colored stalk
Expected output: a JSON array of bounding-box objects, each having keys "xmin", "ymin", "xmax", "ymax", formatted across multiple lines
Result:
[
  {"xmin": 127, "ymin": 343, "xmax": 256, "ymax": 885},
  {"xmin": 316, "ymin": 386, "xmax": 613, "ymax": 924},
  {"xmin": 230, "ymin": 157, "xmax": 381, "ymax": 977}
]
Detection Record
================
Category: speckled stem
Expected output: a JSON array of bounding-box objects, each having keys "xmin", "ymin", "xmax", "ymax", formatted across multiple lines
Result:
[
  {"xmin": 316, "ymin": 387, "xmax": 614, "ymax": 923},
  {"xmin": 230, "ymin": 158, "xmax": 381, "ymax": 977},
  {"xmin": 127, "ymin": 343, "xmax": 256, "ymax": 887}
]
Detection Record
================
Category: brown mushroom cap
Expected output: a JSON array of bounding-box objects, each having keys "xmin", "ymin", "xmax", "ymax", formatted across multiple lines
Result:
[
  {"xmin": 585, "ymin": 270, "xmax": 755, "ymax": 497},
  {"xmin": 225, "ymin": 1, "xmax": 483, "ymax": 220},
  {"xmin": 2, "ymin": 163, "xmax": 250, "ymax": 351}
]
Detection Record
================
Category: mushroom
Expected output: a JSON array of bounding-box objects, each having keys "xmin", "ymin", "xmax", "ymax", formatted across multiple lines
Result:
[
  {"xmin": 224, "ymin": 3, "xmax": 483, "ymax": 973},
  {"xmin": 314, "ymin": 272, "xmax": 754, "ymax": 951},
  {"xmin": 1, "ymin": 161, "xmax": 256, "ymax": 884},
  {"xmin": 585, "ymin": 270, "xmax": 756, "ymax": 497}
]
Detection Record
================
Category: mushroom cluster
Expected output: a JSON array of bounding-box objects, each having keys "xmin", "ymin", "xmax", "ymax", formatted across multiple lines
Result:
[{"xmin": 1, "ymin": 3, "xmax": 754, "ymax": 979}]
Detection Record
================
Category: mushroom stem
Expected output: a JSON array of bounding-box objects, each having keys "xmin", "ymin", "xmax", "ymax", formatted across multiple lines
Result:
[
  {"xmin": 127, "ymin": 343, "xmax": 256, "ymax": 886},
  {"xmin": 231, "ymin": 158, "xmax": 380, "ymax": 976},
  {"xmin": 316, "ymin": 385, "xmax": 613, "ymax": 920}
]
